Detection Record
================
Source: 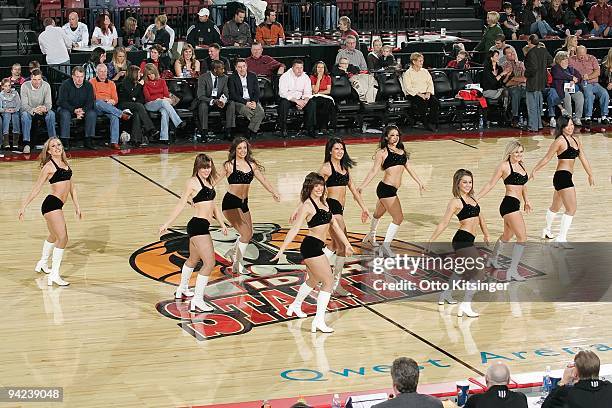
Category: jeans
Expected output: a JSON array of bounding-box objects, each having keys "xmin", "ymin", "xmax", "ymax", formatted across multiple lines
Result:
[
  {"xmin": 530, "ymin": 20, "xmax": 556, "ymax": 38},
  {"xmin": 2, "ymin": 111, "xmax": 20, "ymax": 135},
  {"xmin": 95, "ymin": 100, "xmax": 122, "ymax": 143},
  {"xmin": 591, "ymin": 23, "xmax": 610, "ymax": 37},
  {"xmin": 57, "ymin": 107, "xmax": 97, "ymax": 139},
  {"xmin": 526, "ymin": 90, "xmax": 543, "ymax": 131},
  {"xmin": 508, "ymin": 86, "xmax": 526, "ymax": 117},
  {"xmin": 50, "ymin": 61, "xmax": 71, "ymax": 76},
  {"xmin": 547, "ymin": 88, "xmax": 584, "ymax": 119},
  {"xmin": 581, "ymin": 82, "xmax": 610, "ymax": 117},
  {"xmin": 21, "ymin": 111, "xmax": 57, "ymax": 142},
  {"xmin": 145, "ymin": 99, "xmax": 182, "ymax": 141},
  {"xmin": 313, "ymin": 4, "xmax": 338, "ymax": 30}
]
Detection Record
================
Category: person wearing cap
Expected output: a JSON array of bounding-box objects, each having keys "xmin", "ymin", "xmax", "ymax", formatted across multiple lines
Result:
[
  {"xmin": 465, "ymin": 363, "xmax": 528, "ymax": 407},
  {"xmin": 186, "ymin": 8, "xmax": 221, "ymax": 47}
]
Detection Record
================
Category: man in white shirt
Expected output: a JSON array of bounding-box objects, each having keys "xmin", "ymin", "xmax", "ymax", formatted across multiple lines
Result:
[
  {"xmin": 38, "ymin": 18, "xmax": 72, "ymax": 75},
  {"xmin": 278, "ymin": 59, "xmax": 315, "ymax": 138},
  {"xmin": 335, "ymin": 35, "xmax": 367, "ymax": 71},
  {"xmin": 62, "ymin": 12, "xmax": 89, "ymax": 49}
]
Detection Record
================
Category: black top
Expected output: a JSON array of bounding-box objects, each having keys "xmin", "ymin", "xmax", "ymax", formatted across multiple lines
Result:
[
  {"xmin": 118, "ymin": 78, "xmax": 145, "ymax": 105},
  {"xmin": 482, "ymin": 64, "xmax": 504, "ymax": 91},
  {"xmin": 153, "ymin": 28, "xmax": 171, "ymax": 52},
  {"xmin": 192, "ymin": 174, "xmax": 216, "ymax": 203},
  {"xmin": 228, "ymin": 71, "xmax": 261, "ymax": 104},
  {"xmin": 543, "ymin": 379, "xmax": 612, "ymax": 408},
  {"xmin": 186, "ymin": 20, "xmax": 221, "ymax": 47},
  {"xmin": 557, "ymin": 134, "xmax": 580, "ymax": 160},
  {"xmin": 325, "ymin": 162, "xmax": 349, "ymax": 187},
  {"xmin": 465, "ymin": 385, "xmax": 528, "ymax": 408},
  {"xmin": 201, "ymin": 56, "xmax": 232, "ymax": 73},
  {"xmin": 306, "ymin": 197, "xmax": 332, "ymax": 228},
  {"xmin": 57, "ymin": 78, "xmax": 95, "ymax": 113},
  {"xmin": 456, "ymin": 196, "xmax": 480, "ymax": 221},
  {"xmin": 48, "ymin": 158, "xmax": 72, "ymax": 184},
  {"xmin": 382, "ymin": 146, "xmax": 407, "ymax": 170},
  {"xmin": 227, "ymin": 159, "xmax": 254, "ymax": 185},
  {"xmin": 504, "ymin": 159, "xmax": 528, "ymax": 185}
]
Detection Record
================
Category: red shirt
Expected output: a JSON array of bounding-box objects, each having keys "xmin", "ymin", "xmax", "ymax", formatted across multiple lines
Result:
[
  {"xmin": 245, "ymin": 55, "xmax": 283, "ymax": 79},
  {"xmin": 143, "ymin": 79, "xmax": 169, "ymax": 102},
  {"xmin": 588, "ymin": 3, "xmax": 611, "ymax": 25},
  {"xmin": 310, "ymin": 74, "xmax": 331, "ymax": 92}
]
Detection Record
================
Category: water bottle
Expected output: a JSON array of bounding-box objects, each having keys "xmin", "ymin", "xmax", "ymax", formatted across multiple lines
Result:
[
  {"xmin": 182, "ymin": 67, "xmax": 188, "ymax": 78},
  {"xmin": 478, "ymin": 116, "xmax": 484, "ymax": 130},
  {"xmin": 331, "ymin": 393, "xmax": 341, "ymax": 408},
  {"xmin": 542, "ymin": 366, "xmax": 552, "ymax": 398}
]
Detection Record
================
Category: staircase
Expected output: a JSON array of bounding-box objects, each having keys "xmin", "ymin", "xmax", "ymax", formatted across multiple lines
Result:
[
  {"xmin": 430, "ymin": 0, "xmax": 484, "ymax": 41},
  {"xmin": 0, "ymin": 5, "xmax": 36, "ymax": 55}
]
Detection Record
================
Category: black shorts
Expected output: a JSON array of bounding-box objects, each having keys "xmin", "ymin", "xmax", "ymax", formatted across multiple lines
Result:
[
  {"xmin": 222, "ymin": 192, "xmax": 249, "ymax": 213},
  {"xmin": 41, "ymin": 194, "xmax": 64, "ymax": 215},
  {"xmin": 327, "ymin": 197, "xmax": 344, "ymax": 215},
  {"xmin": 186, "ymin": 217, "xmax": 210, "ymax": 237},
  {"xmin": 553, "ymin": 170, "xmax": 574, "ymax": 191},
  {"xmin": 499, "ymin": 195, "xmax": 521, "ymax": 217},
  {"xmin": 376, "ymin": 181, "xmax": 398, "ymax": 199},
  {"xmin": 452, "ymin": 229, "xmax": 476, "ymax": 251},
  {"xmin": 300, "ymin": 235, "xmax": 326, "ymax": 260}
]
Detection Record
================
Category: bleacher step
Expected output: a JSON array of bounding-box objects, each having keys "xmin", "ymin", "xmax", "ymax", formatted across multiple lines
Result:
[
  {"xmin": 0, "ymin": 5, "xmax": 23, "ymax": 19},
  {"xmin": 430, "ymin": 18, "xmax": 483, "ymax": 30},
  {"xmin": 439, "ymin": 7, "xmax": 476, "ymax": 18}
]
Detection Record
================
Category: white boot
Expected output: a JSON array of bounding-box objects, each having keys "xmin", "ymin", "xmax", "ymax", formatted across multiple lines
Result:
[
  {"xmin": 190, "ymin": 274, "xmax": 214, "ymax": 312},
  {"xmin": 383, "ymin": 222, "xmax": 400, "ymax": 243},
  {"xmin": 35, "ymin": 240, "xmax": 55, "ymax": 274},
  {"xmin": 487, "ymin": 239, "xmax": 505, "ymax": 268},
  {"xmin": 542, "ymin": 209, "xmax": 558, "ymax": 239},
  {"xmin": 47, "ymin": 248, "xmax": 69, "ymax": 286},
  {"xmin": 332, "ymin": 256, "xmax": 350, "ymax": 296},
  {"xmin": 175, "ymin": 263, "xmax": 195, "ymax": 298},
  {"xmin": 554, "ymin": 214, "xmax": 574, "ymax": 243},
  {"xmin": 362, "ymin": 217, "xmax": 380, "ymax": 247},
  {"xmin": 234, "ymin": 241, "xmax": 249, "ymax": 275},
  {"xmin": 322, "ymin": 247, "xmax": 336, "ymax": 263},
  {"xmin": 457, "ymin": 289, "xmax": 478, "ymax": 317},
  {"xmin": 287, "ymin": 282, "xmax": 313, "ymax": 318},
  {"xmin": 506, "ymin": 243, "xmax": 526, "ymax": 281},
  {"xmin": 311, "ymin": 291, "xmax": 334, "ymax": 333}
]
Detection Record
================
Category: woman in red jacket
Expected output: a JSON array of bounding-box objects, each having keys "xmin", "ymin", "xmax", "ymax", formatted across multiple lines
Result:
[{"xmin": 143, "ymin": 63, "xmax": 185, "ymax": 144}]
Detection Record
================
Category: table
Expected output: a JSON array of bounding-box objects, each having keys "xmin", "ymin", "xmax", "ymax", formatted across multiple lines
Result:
[{"xmin": 72, "ymin": 45, "xmax": 115, "ymax": 53}]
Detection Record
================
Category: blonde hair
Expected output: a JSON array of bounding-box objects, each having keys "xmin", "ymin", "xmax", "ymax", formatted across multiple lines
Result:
[
  {"xmin": 554, "ymin": 51, "xmax": 569, "ymax": 65},
  {"xmin": 503, "ymin": 140, "xmax": 524, "ymax": 161},
  {"xmin": 112, "ymin": 46, "xmax": 128, "ymax": 69},
  {"xmin": 487, "ymin": 11, "xmax": 500, "ymax": 24},
  {"xmin": 144, "ymin": 63, "xmax": 160, "ymax": 80},
  {"xmin": 179, "ymin": 44, "xmax": 197, "ymax": 68},
  {"xmin": 39, "ymin": 137, "xmax": 69, "ymax": 169},
  {"xmin": 339, "ymin": 15, "xmax": 351, "ymax": 27},
  {"xmin": 372, "ymin": 38, "xmax": 382, "ymax": 48},
  {"xmin": 563, "ymin": 35, "xmax": 577, "ymax": 53},
  {"xmin": 410, "ymin": 52, "xmax": 423, "ymax": 62},
  {"xmin": 603, "ymin": 48, "xmax": 612, "ymax": 70},
  {"xmin": 155, "ymin": 14, "xmax": 168, "ymax": 26}
]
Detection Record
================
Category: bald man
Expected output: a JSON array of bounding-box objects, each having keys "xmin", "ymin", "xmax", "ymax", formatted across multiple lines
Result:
[
  {"xmin": 62, "ymin": 12, "xmax": 89, "ymax": 48},
  {"xmin": 465, "ymin": 363, "xmax": 527, "ymax": 407}
]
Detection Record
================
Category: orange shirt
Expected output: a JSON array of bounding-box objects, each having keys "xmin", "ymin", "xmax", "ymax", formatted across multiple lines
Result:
[
  {"xmin": 255, "ymin": 22, "xmax": 285, "ymax": 46},
  {"xmin": 90, "ymin": 77, "xmax": 119, "ymax": 102}
]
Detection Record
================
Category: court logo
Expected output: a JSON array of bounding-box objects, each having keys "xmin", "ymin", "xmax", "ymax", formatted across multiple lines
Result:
[{"xmin": 130, "ymin": 223, "xmax": 541, "ymax": 341}]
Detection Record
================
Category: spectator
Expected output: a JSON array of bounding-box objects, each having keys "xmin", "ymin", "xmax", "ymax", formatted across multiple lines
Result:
[
  {"xmin": 5, "ymin": 63, "xmax": 25, "ymax": 87},
  {"xmin": 524, "ymin": 35, "xmax": 552, "ymax": 131},
  {"xmin": 331, "ymin": 57, "xmax": 360, "ymax": 77},
  {"xmin": 489, "ymin": 34, "xmax": 515, "ymax": 65},
  {"xmin": 447, "ymin": 50, "xmax": 471, "ymax": 69},
  {"xmin": 174, "ymin": 44, "xmax": 201, "ymax": 78},
  {"xmin": 228, "ymin": 58, "xmax": 264, "ymax": 138},
  {"xmin": 502, "ymin": 46, "xmax": 528, "ymax": 127},
  {"xmin": 186, "ymin": 8, "xmax": 221, "ymax": 47},
  {"xmin": 118, "ymin": 65, "xmax": 158, "ymax": 147},
  {"xmin": 25, "ymin": 61, "xmax": 44, "ymax": 82},
  {"xmin": 474, "ymin": 12, "xmax": 504, "ymax": 57},
  {"xmin": 465, "ymin": 363, "xmax": 528, "ymax": 407},
  {"xmin": 256, "ymin": 9, "xmax": 285, "ymax": 45},
  {"xmin": 367, "ymin": 38, "xmax": 383, "ymax": 71},
  {"xmin": 338, "ymin": 16, "xmax": 359, "ymax": 44},
  {"xmin": 139, "ymin": 44, "xmax": 171, "ymax": 74},
  {"xmin": 520, "ymin": 0, "xmax": 557, "ymax": 38},
  {"xmin": 482, "ymin": 49, "xmax": 512, "ymax": 115},
  {"xmin": 278, "ymin": 59, "xmax": 315, "ymax": 138},
  {"xmin": 0, "ymin": 78, "xmax": 21, "ymax": 150},
  {"xmin": 309, "ymin": 61, "xmax": 336, "ymax": 134},
  {"xmin": 335, "ymin": 35, "xmax": 367, "ymax": 71},
  {"xmin": 120, "ymin": 17, "xmax": 142, "ymax": 50},
  {"xmin": 287, "ymin": 0, "xmax": 309, "ymax": 31},
  {"xmin": 38, "ymin": 18, "xmax": 72, "ymax": 75},
  {"xmin": 401, "ymin": 52, "xmax": 440, "ymax": 131},
  {"xmin": 500, "ymin": 2, "xmax": 520, "ymax": 40},
  {"xmin": 546, "ymin": 0, "xmax": 567, "ymax": 36},
  {"xmin": 84, "ymin": 47, "xmax": 107, "ymax": 80},
  {"xmin": 20, "ymin": 69, "xmax": 56, "ymax": 153},
  {"xmin": 588, "ymin": 0, "xmax": 612, "ymax": 37},
  {"xmin": 91, "ymin": 13, "xmax": 119, "ymax": 47},
  {"xmin": 570, "ymin": 45, "xmax": 609, "ymax": 124},
  {"xmin": 62, "ymin": 11, "xmax": 89, "ymax": 49},
  {"xmin": 142, "ymin": 15, "xmax": 175, "ymax": 52},
  {"xmin": 195, "ymin": 59, "xmax": 235, "ymax": 139},
  {"xmin": 564, "ymin": 0, "xmax": 590, "ymax": 36},
  {"xmin": 90, "ymin": 63, "xmax": 132, "ymax": 150},
  {"xmin": 57, "ymin": 66, "xmax": 98, "ymax": 150},
  {"xmin": 201, "ymin": 43, "xmax": 231, "ymax": 73},
  {"xmin": 107, "ymin": 46, "xmax": 131, "ymax": 82},
  {"xmin": 313, "ymin": 0, "xmax": 338, "ymax": 31},
  {"xmin": 548, "ymin": 51, "xmax": 584, "ymax": 127},
  {"xmin": 543, "ymin": 350, "xmax": 612, "ymax": 408},
  {"xmin": 600, "ymin": 48, "xmax": 612, "ymax": 98},
  {"xmin": 556, "ymin": 35, "xmax": 579, "ymax": 57},
  {"xmin": 221, "ymin": 8, "xmax": 252, "ymax": 47},
  {"xmin": 379, "ymin": 46, "xmax": 400, "ymax": 70},
  {"xmin": 89, "ymin": 0, "xmax": 119, "ymax": 31},
  {"xmin": 245, "ymin": 42, "xmax": 285, "ymax": 79},
  {"xmin": 143, "ymin": 63, "xmax": 185, "ymax": 144},
  {"xmin": 373, "ymin": 357, "xmax": 443, "ymax": 408}
]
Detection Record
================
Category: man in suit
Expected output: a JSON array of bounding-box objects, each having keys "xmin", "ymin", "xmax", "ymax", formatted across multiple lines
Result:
[
  {"xmin": 373, "ymin": 357, "xmax": 443, "ymax": 408},
  {"xmin": 195, "ymin": 59, "xmax": 235, "ymax": 140},
  {"xmin": 465, "ymin": 363, "xmax": 528, "ymax": 407},
  {"xmin": 228, "ymin": 58, "xmax": 265, "ymax": 139}
]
